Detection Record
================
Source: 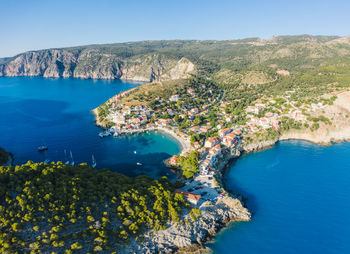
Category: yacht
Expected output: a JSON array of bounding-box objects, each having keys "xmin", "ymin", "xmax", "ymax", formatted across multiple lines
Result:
[{"xmin": 38, "ymin": 145, "xmax": 48, "ymax": 152}]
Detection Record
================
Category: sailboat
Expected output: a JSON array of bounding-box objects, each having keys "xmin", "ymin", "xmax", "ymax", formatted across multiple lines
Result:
[
  {"xmin": 64, "ymin": 150, "xmax": 70, "ymax": 164},
  {"xmin": 70, "ymin": 150, "xmax": 75, "ymax": 166},
  {"xmin": 92, "ymin": 155, "xmax": 97, "ymax": 168}
]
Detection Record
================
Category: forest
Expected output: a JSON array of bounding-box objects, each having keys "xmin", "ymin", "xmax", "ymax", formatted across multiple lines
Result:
[{"xmin": 0, "ymin": 162, "xmax": 188, "ymax": 253}]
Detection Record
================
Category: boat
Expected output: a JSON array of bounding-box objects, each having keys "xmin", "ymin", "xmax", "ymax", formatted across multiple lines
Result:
[
  {"xmin": 136, "ymin": 162, "xmax": 142, "ymax": 166},
  {"xmin": 38, "ymin": 145, "xmax": 48, "ymax": 152},
  {"xmin": 65, "ymin": 161, "xmax": 70, "ymax": 164},
  {"xmin": 92, "ymin": 155, "xmax": 96, "ymax": 168},
  {"xmin": 134, "ymin": 150, "xmax": 137, "ymax": 154},
  {"xmin": 70, "ymin": 151, "xmax": 74, "ymax": 165},
  {"xmin": 44, "ymin": 159, "xmax": 50, "ymax": 163}
]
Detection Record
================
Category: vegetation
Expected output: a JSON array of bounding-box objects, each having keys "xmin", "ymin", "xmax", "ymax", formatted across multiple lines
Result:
[
  {"xmin": 177, "ymin": 151, "xmax": 200, "ymax": 179},
  {"xmin": 0, "ymin": 162, "xmax": 188, "ymax": 253},
  {"xmin": 0, "ymin": 148, "xmax": 9, "ymax": 165}
]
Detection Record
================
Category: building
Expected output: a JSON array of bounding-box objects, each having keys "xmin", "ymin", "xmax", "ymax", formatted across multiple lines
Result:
[
  {"xmin": 200, "ymin": 126, "xmax": 211, "ymax": 133},
  {"xmin": 189, "ymin": 125, "xmax": 201, "ymax": 133},
  {"xmin": 225, "ymin": 115, "xmax": 233, "ymax": 122},
  {"xmin": 169, "ymin": 155, "xmax": 179, "ymax": 166},
  {"xmin": 193, "ymin": 141, "xmax": 202, "ymax": 149},
  {"xmin": 175, "ymin": 190, "xmax": 201, "ymax": 205},
  {"xmin": 210, "ymin": 144, "xmax": 222, "ymax": 157},
  {"xmin": 187, "ymin": 89, "xmax": 196, "ymax": 96},
  {"xmin": 223, "ymin": 133, "xmax": 236, "ymax": 147},
  {"xmin": 204, "ymin": 136, "xmax": 221, "ymax": 148},
  {"xmin": 169, "ymin": 94, "xmax": 180, "ymax": 102},
  {"xmin": 218, "ymin": 128, "xmax": 232, "ymax": 138}
]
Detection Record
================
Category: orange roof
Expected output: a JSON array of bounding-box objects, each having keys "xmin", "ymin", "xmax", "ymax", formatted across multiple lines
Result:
[{"xmin": 175, "ymin": 190, "xmax": 201, "ymax": 201}]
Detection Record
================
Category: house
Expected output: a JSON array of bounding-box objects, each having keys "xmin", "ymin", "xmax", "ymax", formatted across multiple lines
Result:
[
  {"xmin": 190, "ymin": 108, "xmax": 199, "ymax": 114},
  {"xmin": 169, "ymin": 155, "xmax": 179, "ymax": 166},
  {"xmin": 225, "ymin": 115, "xmax": 233, "ymax": 122},
  {"xmin": 210, "ymin": 144, "xmax": 222, "ymax": 157},
  {"xmin": 187, "ymin": 89, "xmax": 196, "ymax": 96},
  {"xmin": 250, "ymin": 125, "xmax": 259, "ymax": 132},
  {"xmin": 165, "ymin": 109, "xmax": 174, "ymax": 116},
  {"xmin": 246, "ymin": 106, "xmax": 262, "ymax": 114},
  {"xmin": 177, "ymin": 131, "xmax": 187, "ymax": 139},
  {"xmin": 189, "ymin": 126, "xmax": 200, "ymax": 134},
  {"xmin": 234, "ymin": 129, "xmax": 242, "ymax": 136},
  {"xmin": 193, "ymin": 141, "xmax": 202, "ymax": 149},
  {"xmin": 270, "ymin": 118, "xmax": 280, "ymax": 130},
  {"xmin": 259, "ymin": 117, "xmax": 270, "ymax": 129},
  {"xmin": 223, "ymin": 133, "xmax": 236, "ymax": 146},
  {"xmin": 156, "ymin": 118, "xmax": 173, "ymax": 127},
  {"xmin": 169, "ymin": 94, "xmax": 180, "ymax": 102},
  {"xmin": 204, "ymin": 136, "xmax": 221, "ymax": 148},
  {"xmin": 175, "ymin": 190, "xmax": 201, "ymax": 205},
  {"xmin": 200, "ymin": 126, "xmax": 211, "ymax": 133},
  {"xmin": 112, "ymin": 114, "xmax": 126, "ymax": 124},
  {"xmin": 146, "ymin": 122, "xmax": 155, "ymax": 128},
  {"xmin": 217, "ymin": 123, "xmax": 223, "ymax": 129},
  {"xmin": 218, "ymin": 128, "xmax": 232, "ymax": 138},
  {"xmin": 122, "ymin": 109, "xmax": 131, "ymax": 116}
]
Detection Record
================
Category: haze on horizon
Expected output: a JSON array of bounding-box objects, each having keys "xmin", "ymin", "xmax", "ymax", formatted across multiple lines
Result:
[{"xmin": 1, "ymin": 0, "xmax": 349, "ymax": 58}]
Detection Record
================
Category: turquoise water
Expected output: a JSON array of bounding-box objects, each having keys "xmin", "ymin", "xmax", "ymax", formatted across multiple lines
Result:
[
  {"xmin": 212, "ymin": 140, "xmax": 350, "ymax": 253},
  {"xmin": 0, "ymin": 77, "xmax": 181, "ymax": 178}
]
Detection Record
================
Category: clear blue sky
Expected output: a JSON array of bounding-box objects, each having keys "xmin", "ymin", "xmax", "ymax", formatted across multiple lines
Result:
[{"xmin": 1, "ymin": 0, "xmax": 349, "ymax": 57}]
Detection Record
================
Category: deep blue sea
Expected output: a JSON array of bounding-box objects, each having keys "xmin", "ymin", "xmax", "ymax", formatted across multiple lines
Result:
[
  {"xmin": 2, "ymin": 77, "xmax": 350, "ymax": 253},
  {"xmin": 212, "ymin": 140, "xmax": 350, "ymax": 254},
  {"xmin": 0, "ymin": 77, "xmax": 181, "ymax": 178}
]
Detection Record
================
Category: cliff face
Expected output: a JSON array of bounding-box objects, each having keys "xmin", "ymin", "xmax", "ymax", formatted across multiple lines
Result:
[{"xmin": 0, "ymin": 49, "xmax": 196, "ymax": 82}]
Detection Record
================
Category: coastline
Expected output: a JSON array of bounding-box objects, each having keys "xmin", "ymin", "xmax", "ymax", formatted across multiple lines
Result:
[{"xmin": 91, "ymin": 96, "xmax": 350, "ymax": 253}]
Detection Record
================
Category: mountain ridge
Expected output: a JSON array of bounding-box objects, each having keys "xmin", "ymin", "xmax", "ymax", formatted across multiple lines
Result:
[{"xmin": 0, "ymin": 35, "xmax": 349, "ymax": 82}]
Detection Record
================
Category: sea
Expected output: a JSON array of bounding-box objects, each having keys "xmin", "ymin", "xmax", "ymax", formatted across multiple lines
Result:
[
  {"xmin": 211, "ymin": 140, "xmax": 350, "ymax": 254},
  {"xmin": 0, "ymin": 77, "xmax": 181, "ymax": 178},
  {"xmin": 2, "ymin": 77, "xmax": 350, "ymax": 253}
]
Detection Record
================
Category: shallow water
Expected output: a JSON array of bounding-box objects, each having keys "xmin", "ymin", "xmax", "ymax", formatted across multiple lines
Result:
[
  {"xmin": 0, "ymin": 77, "xmax": 181, "ymax": 178},
  {"xmin": 211, "ymin": 140, "xmax": 350, "ymax": 253}
]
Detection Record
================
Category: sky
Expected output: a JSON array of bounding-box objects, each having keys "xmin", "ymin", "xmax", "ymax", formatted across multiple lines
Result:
[{"xmin": 1, "ymin": 0, "xmax": 349, "ymax": 57}]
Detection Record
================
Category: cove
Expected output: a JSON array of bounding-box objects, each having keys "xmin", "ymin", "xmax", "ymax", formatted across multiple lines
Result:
[
  {"xmin": 0, "ymin": 77, "xmax": 181, "ymax": 178},
  {"xmin": 211, "ymin": 140, "xmax": 350, "ymax": 253}
]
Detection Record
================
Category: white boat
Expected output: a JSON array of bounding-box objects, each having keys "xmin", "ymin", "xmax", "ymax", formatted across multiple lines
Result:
[
  {"xmin": 70, "ymin": 151, "xmax": 74, "ymax": 165},
  {"xmin": 65, "ymin": 161, "xmax": 70, "ymax": 164},
  {"xmin": 38, "ymin": 145, "xmax": 48, "ymax": 152},
  {"xmin": 136, "ymin": 162, "xmax": 142, "ymax": 166},
  {"xmin": 134, "ymin": 151, "xmax": 137, "ymax": 154},
  {"xmin": 92, "ymin": 155, "xmax": 96, "ymax": 168}
]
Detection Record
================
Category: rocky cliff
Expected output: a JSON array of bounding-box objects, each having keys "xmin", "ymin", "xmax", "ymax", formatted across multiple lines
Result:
[{"xmin": 0, "ymin": 48, "xmax": 196, "ymax": 82}]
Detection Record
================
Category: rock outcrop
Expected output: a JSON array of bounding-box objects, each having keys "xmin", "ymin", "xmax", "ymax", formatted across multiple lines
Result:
[
  {"xmin": 0, "ymin": 49, "xmax": 196, "ymax": 82},
  {"xmin": 119, "ymin": 197, "xmax": 250, "ymax": 253}
]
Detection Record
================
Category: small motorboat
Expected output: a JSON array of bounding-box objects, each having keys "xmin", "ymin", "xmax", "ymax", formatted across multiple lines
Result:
[
  {"xmin": 44, "ymin": 159, "xmax": 50, "ymax": 164},
  {"xmin": 136, "ymin": 162, "xmax": 142, "ymax": 166},
  {"xmin": 134, "ymin": 151, "xmax": 137, "ymax": 154},
  {"xmin": 38, "ymin": 145, "xmax": 48, "ymax": 152}
]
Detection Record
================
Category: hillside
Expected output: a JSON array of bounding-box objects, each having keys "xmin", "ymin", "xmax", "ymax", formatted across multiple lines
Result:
[{"xmin": 1, "ymin": 35, "xmax": 350, "ymax": 82}]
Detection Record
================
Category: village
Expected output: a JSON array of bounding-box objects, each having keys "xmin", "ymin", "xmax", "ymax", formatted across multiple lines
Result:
[{"xmin": 96, "ymin": 84, "xmax": 328, "ymax": 207}]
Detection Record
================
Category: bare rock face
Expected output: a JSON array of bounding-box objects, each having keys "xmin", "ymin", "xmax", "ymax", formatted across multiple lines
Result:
[{"xmin": 0, "ymin": 49, "xmax": 196, "ymax": 82}]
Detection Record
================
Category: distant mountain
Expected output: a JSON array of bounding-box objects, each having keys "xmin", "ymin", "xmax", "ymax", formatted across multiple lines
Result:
[
  {"xmin": 0, "ymin": 57, "xmax": 10, "ymax": 64},
  {"xmin": 0, "ymin": 35, "xmax": 349, "ymax": 82}
]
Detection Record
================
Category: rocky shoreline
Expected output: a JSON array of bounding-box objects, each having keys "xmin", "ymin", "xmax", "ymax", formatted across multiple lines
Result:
[{"xmin": 91, "ymin": 92, "xmax": 350, "ymax": 253}]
